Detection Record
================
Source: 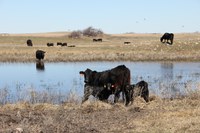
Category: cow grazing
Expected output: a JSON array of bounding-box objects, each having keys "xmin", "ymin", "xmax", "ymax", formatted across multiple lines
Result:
[
  {"xmin": 36, "ymin": 50, "xmax": 45, "ymax": 60},
  {"xmin": 126, "ymin": 80, "xmax": 149, "ymax": 105},
  {"xmin": 27, "ymin": 39, "xmax": 33, "ymax": 46},
  {"xmin": 57, "ymin": 42, "xmax": 67, "ymax": 46},
  {"xmin": 62, "ymin": 42, "xmax": 67, "ymax": 46},
  {"xmin": 80, "ymin": 65, "xmax": 131, "ymax": 105},
  {"xmin": 97, "ymin": 38, "xmax": 102, "ymax": 42},
  {"xmin": 160, "ymin": 33, "xmax": 174, "ymax": 45},
  {"xmin": 93, "ymin": 39, "xmax": 98, "ymax": 42},
  {"xmin": 124, "ymin": 42, "xmax": 131, "ymax": 45},
  {"xmin": 47, "ymin": 43, "xmax": 54, "ymax": 47},
  {"xmin": 57, "ymin": 42, "xmax": 63, "ymax": 46},
  {"xmin": 93, "ymin": 38, "xmax": 102, "ymax": 42},
  {"xmin": 82, "ymin": 83, "xmax": 112, "ymax": 103}
]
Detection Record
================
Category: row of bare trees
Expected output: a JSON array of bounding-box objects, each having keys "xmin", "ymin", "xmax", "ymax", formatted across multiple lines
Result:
[{"xmin": 68, "ymin": 27, "xmax": 103, "ymax": 38}]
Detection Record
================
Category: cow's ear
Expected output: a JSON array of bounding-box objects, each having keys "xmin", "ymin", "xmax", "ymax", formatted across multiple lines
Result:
[{"xmin": 79, "ymin": 71, "xmax": 85, "ymax": 76}]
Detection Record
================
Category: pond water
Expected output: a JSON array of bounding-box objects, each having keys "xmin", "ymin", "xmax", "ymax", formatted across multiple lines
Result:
[{"xmin": 0, "ymin": 61, "xmax": 200, "ymax": 103}]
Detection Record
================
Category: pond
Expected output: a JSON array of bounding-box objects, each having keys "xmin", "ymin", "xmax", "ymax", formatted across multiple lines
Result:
[{"xmin": 0, "ymin": 61, "xmax": 200, "ymax": 104}]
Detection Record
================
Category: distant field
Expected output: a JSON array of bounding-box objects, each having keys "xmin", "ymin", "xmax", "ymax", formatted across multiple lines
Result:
[{"xmin": 0, "ymin": 32, "xmax": 200, "ymax": 62}]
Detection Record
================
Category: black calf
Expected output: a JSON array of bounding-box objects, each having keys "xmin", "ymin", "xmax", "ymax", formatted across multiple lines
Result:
[
  {"xmin": 82, "ymin": 83, "xmax": 112, "ymax": 103},
  {"xmin": 126, "ymin": 80, "xmax": 149, "ymax": 105}
]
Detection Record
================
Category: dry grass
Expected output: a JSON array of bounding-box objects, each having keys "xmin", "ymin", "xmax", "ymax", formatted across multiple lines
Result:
[
  {"xmin": 0, "ymin": 33, "xmax": 200, "ymax": 62},
  {"xmin": 1, "ymin": 90, "xmax": 200, "ymax": 132}
]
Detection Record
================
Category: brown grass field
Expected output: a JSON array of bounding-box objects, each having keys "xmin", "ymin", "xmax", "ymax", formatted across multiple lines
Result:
[
  {"xmin": 0, "ymin": 32, "xmax": 200, "ymax": 132},
  {"xmin": 0, "ymin": 32, "xmax": 200, "ymax": 62},
  {"xmin": 1, "ymin": 92, "xmax": 200, "ymax": 133}
]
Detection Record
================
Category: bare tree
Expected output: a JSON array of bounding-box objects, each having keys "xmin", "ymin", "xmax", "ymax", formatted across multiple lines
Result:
[
  {"xmin": 82, "ymin": 26, "xmax": 103, "ymax": 37},
  {"xmin": 68, "ymin": 30, "xmax": 82, "ymax": 38}
]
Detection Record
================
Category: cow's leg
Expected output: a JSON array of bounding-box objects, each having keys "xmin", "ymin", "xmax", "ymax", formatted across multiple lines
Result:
[
  {"xmin": 124, "ymin": 88, "xmax": 132, "ymax": 106},
  {"xmin": 82, "ymin": 86, "xmax": 92, "ymax": 103},
  {"xmin": 114, "ymin": 90, "xmax": 121, "ymax": 103}
]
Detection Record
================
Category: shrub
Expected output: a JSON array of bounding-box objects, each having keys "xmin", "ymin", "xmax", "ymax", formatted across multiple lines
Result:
[
  {"xmin": 82, "ymin": 26, "xmax": 103, "ymax": 37},
  {"xmin": 68, "ymin": 30, "xmax": 82, "ymax": 38}
]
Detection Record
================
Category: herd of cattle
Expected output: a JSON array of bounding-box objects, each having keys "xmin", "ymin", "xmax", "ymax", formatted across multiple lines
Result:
[
  {"xmin": 93, "ymin": 38, "xmax": 103, "ymax": 42},
  {"xmin": 27, "ymin": 39, "xmax": 68, "ymax": 47},
  {"xmin": 32, "ymin": 33, "xmax": 174, "ymax": 106},
  {"xmin": 33, "ymin": 32, "xmax": 174, "ymax": 61}
]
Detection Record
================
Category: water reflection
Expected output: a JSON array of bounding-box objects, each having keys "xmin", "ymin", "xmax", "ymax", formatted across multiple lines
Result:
[
  {"xmin": 36, "ymin": 61, "xmax": 45, "ymax": 71},
  {"xmin": 0, "ymin": 62, "xmax": 200, "ymax": 103},
  {"xmin": 161, "ymin": 62, "xmax": 173, "ymax": 80},
  {"xmin": 160, "ymin": 62, "xmax": 181, "ymax": 97}
]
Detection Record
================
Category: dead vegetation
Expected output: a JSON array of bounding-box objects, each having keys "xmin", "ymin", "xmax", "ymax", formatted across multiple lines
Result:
[
  {"xmin": 0, "ymin": 33, "xmax": 200, "ymax": 62},
  {"xmin": 1, "ymin": 90, "xmax": 200, "ymax": 132}
]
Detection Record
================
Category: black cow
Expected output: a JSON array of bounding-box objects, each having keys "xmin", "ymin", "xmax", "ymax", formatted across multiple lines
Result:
[
  {"xmin": 80, "ymin": 65, "xmax": 131, "ymax": 105},
  {"xmin": 27, "ymin": 39, "xmax": 33, "ymax": 46},
  {"xmin": 36, "ymin": 50, "xmax": 45, "ymax": 60},
  {"xmin": 97, "ymin": 38, "xmax": 102, "ymax": 42},
  {"xmin": 47, "ymin": 43, "xmax": 54, "ymax": 47},
  {"xmin": 124, "ymin": 42, "xmax": 131, "ymax": 45},
  {"xmin": 160, "ymin": 33, "xmax": 174, "ymax": 45},
  {"xmin": 57, "ymin": 42, "xmax": 63, "ymax": 46},
  {"xmin": 93, "ymin": 38, "xmax": 102, "ymax": 42},
  {"xmin": 126, "ymin": 80, "xmax": 149, "ymax": 105},
  {"xmin": 62, "ymin": 42, "xmax": 67, "ymax": 46},
  {"xmin": 82, "ymin": 83, "xmax": 112, "ymax": 103},
  {"xmin": 93, "ymin": 39, "xmax": 98, "ymax": 42}
]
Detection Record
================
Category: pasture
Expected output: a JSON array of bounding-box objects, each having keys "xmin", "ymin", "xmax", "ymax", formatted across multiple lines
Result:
[
  {"xmin": 0, "ymin": 32, "xmax": 200, "ymax": 62},
  {"xmin": 0, "ymin": 32, "xmax": 200, "ymax": 132}
]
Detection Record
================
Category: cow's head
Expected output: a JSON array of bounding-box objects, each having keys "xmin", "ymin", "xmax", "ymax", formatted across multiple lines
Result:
[
  {"xmin": 124, "ymin": 84, "xmax": 135, "ymax": 106},
  {"xmin": 79, "ymin": 68, "xmax": 97, "ymax": 84}
]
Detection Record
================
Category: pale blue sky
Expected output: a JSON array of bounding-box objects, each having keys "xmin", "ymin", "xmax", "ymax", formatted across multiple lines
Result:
[{"xmin": 0, "ymin": 0, "xmax": 199, "ymax": 34}]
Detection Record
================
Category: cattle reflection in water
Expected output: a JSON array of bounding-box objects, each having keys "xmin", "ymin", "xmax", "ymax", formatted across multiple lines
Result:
[
  {"xmin": 160, "ymin": 62, "xmax": 181, "ymax": 97},
  {"xmin": 36, "ymin": 61, "xmax": 45, "ymax": 71},
  {"xmin": 161, "ymin": 62, "xmax": 173, "ymax": 80}
]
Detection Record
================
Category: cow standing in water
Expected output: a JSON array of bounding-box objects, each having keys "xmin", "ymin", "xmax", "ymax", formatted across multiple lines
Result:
[
  {"xmin": 160, "ymin": 33, "xmax": 174, "ymax": 45},
  {"xmin": 36, "ymin": 50, "xmax": 45, "ymax": 60},
  {"xmin": 80, "ymin": 65, "xmax": 131, "ymax": 105}
]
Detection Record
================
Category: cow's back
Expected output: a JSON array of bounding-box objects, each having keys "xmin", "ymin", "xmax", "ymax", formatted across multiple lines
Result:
[
  {"xmin": 110, "ymin": 65, "xmax": 130, "ymax": 85},
  {"xmin": 93, "ymin": 65, "xmax": 130, "ymax": 87}
]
